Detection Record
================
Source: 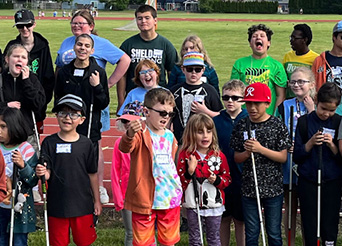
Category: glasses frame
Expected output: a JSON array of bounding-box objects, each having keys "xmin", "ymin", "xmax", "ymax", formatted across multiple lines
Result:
[
  {"xmin": 146, "ymin": 107, "xmax": 175, "ymax": 118},
  {"xmin": 57, "ymin": 111, "xmax": 82, "ymax": 120},
  {"xmin": 70, "ymin": 22, "xmax": 89, "ymax": 27},
  {"xmin": 139, "ymin": 68, "xmax": 155, "ymax": 75},
  {"xmin": 288, "ymin": 79, "xmax": 310, "ymax": 87}
]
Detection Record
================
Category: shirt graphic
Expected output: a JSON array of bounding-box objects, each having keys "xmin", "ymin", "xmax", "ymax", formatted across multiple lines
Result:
[
  {"xmin": 130, "ymin": 48, "xmax": 164, "ymax": 64},
  {"xmin": 245, "ymin": 68, "xmax": 270, "ymax": 85}
]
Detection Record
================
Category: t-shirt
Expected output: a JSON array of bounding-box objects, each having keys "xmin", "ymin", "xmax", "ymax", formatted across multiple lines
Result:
[
  {"xmin": 231, "ymin": 55, "xmax": 287, "ymax": 115},
  {"xmin": 148, "ymin": 128, "xmax": 182, "ymax": 209},
  {"xmin": 170, "ymin": 82, "xmax": 223, "ymax": 143},
  {"xmin": 230, "ymin": 116, "xmax": 291, "ymax": 198},
  {"xmin": 283, "ymin": 50, "xmax": 319, "ymax": 98},
  {"xmin": 120, "ymin": 34, "xmax": 178, "ymax": 93},
  {"xmin": 41, "ymin": 134, "xmax": 97, "ymax": 218},
  {"xmin": 55, "ymin": 34, "xmax": 124, "ymax": 69}
]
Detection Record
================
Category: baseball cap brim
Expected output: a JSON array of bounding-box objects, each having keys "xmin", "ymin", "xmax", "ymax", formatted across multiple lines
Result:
[{"xmin": 241, "ymin": 98, "xmax": 271, "ymax": 102}]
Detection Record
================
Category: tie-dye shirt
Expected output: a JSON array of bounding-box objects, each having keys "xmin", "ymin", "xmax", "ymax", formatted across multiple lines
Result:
[{"xmin": 148, "ymin": 128, "xmax": 182, "ymax": 209}]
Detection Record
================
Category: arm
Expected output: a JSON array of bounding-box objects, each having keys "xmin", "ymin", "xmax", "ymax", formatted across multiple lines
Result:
[
  {"xmin": 118, "ymin": 119, "xmax": 142, "ymax": 153},
  {"xmin": 116, "ymin": 75, "xmax": 127, "ymax": 114},
  {"xmin": 274, "ymin": 85, "xmax": 286, "ymax": 115},
  {"xmin": 16, "ymin": 151, "xmax": 39, "ymax": 188},
  {"xmin": 108, "ymin": 53, "xmax": 130, "ymax": 89},
  {"xmin": 21, "ymin": 72, "xmax": 46, "ymax": 112},
  {"xmin": 339, "ymin": 140, "xmax": 342, "ymax": 157},
  {"xmin": 234, "ymin": 150, "xmax": 251, "ymax": 163},
  {"xmin": 41, "ymin": 46, "xmax": 55, "ymax": 105},
  {"xmin": 191, "ymin": 101, "xmax": 220, "ymax": 117},
  {"xmin": 91, "ymin": 70, "xmax": 110, "ymax": 110},
  {"xmin": 89, "ymin": 173, "xmax": 102, "ymax": 216},
  {"xmin": 207, "ymin": 67, "xmax": 220, "ymax": 96}
]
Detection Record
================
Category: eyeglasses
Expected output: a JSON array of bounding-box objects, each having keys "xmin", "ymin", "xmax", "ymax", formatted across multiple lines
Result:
[
  {"xmin": 289, "ymin": 36, "xmax": 304, "ymax": 41},
  {"xmin": 121, "ymin": 119, "xmax": 130, "ymax": 124},
  {"xmin": 139, "ymin": 69, "xmax": 155, "ymax": 75},
  {"xmin": 70, "ymin": 22, "xmax": 89, "ymax": 27},
  {"xmin": 16, "ymin": 23, "xmax": 34, "ymax": 29},
  {"xmin": 147, "ymin": 107, "xmax": 175, "ymax": 118},
  {"xmin": 57, "ymin": 111, "xmax": 82, "ymax": 120},
  {"xmin": 221, "ymin": 95, "xmax": 244, "ymax": 101},
  {"xmin": 185, "ymin": 67, "xmax": 203, "ymax": 73},
  {"xmin": 288, "ymin": 79, "xmax": 310, "ymax": 86}
]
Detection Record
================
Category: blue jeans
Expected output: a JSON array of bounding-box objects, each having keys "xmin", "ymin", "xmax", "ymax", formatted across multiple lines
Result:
[
  {"xmin": 0, "ymin": 207, "xmax": 28, "ymax": 246},
  {"xmin": 242, "ymin": 194, "xmax": 283, "ymax": 246}
]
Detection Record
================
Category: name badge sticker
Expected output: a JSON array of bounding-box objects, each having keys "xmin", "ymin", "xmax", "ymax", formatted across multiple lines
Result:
[
  {"xmin": 156, "ymin": 154, "xmax": 169, "ymax": 165},
  {"xmin": 322, "ymin": 127, "xmax": 335, "ymax": 139},
  {"xmin": 73, "ymin": 69, "xmax": 84, "ymax": 77},
  {"xmin": 56, "ymin": 143, "xmax": 72, "ymax": 153}
]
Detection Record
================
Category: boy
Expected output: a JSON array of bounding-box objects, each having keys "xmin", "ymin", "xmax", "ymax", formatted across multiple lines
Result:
[
  {"xmin": 119, "ymin": 88, "xmax": 182, "ymax": 246},
  {"xmin": 294, "ymin": 82, "xmax": 342, "ymax": 245},
  {"xmin": 170, "ymin": 51, "xmax": 223, "ymax": 143},
  {"xmin": 230, "ymin": 83, "xmax": 291, "ymax": 246},
  {"xmin": 213, "ymin": 79, "xmax": 248, "ymax": 246},
  {"xmin": 36, "ymin": 94, "xmax": 102, "ymax": 246}
]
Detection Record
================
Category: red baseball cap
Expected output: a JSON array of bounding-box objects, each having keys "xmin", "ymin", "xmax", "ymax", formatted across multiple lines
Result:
[{"xmin": 242, "ymin": 83, "xmax": 271, "ymax": 103}]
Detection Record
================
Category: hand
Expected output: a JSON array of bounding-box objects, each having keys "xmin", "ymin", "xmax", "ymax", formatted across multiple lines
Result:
[
  {"xmin": 36, "ymin": 163, "xmax": 47, "ymax": 177},
  {"xmin": 303, "ymin": 96, "xmax": 315, "ymax": 113},
  {"xmin": 12, "ymin": 150, "xmax": 24, "ymax": 169},
  {"xmin": 126, "ymin": 119, "xmax": 142, "ymax": 138},
  {"xmin": 21, "ymin": 65, "xmax": 30, "ymax": 80},
  {"xmin": 244, "ymin": 138, "xmax": 263, "ymax": 153},
  {"xmin": 89, "ymin": 70, "xmax": 100, "ymax": 87},
  {"xmin": 7, "ymin": 101, "xmax": 21, "ymax": 109},
  {"xmin": 187, "ymin": 154, "xmax": 197, "ymax": 175},
  {"xmin": 94, "ymin": 200, "xmax": 102, "ymax": 216},
  {"xmin": 288, "ymin": 142, "xmax": 294, "ymax": 153},
  {"xmin": 309, "ymin": 130, "xmax": 325, "ymax": 146},
  {"xmin": 191, "ymin": 101, "xmax": 208, "ymax": 114},
  {"xmin": 322, "ymin": 133, "xmax": 334, "ymax": 148},
  {"xmin": 207, "ymin": 169, "xmax": 216, "ymax": 184}
]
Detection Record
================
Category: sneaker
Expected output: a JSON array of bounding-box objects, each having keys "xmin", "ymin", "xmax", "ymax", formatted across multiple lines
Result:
[
  {"xmin": 33, "ymin": 190, "xmax": 42, "ymax": 202},
  {"xmin": 99, "ymin": 186, "xmax": 109, "ymax": 204}
]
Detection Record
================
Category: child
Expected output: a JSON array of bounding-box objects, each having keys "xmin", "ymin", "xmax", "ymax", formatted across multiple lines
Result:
[
  {"xmin": 0, "ymin": 107, "xmax": 39, "ymax": 245},
  {"xmin": 119, "ymin": 88, "xmax": 182, "ymax": 246},
  {"xmin": 177, "ymin": 113, "xmax": 231, "ymax": 246},
  {"xmin": 276, "ymin": 66, "xmax": 316, "ymax": 245},
  {"xmin": 294, "ymin": 82, "xmax": 342, "ymax": 246},
  {"xmin": 111, "ymin": 102, "xmax": 144, "ymax": 246},
  {"xmin": 117, "ymin": 59, "xmax": 160, "ymax": 116},
  {"xmin": 0, "ymin": 152, "xmax": 4, "ymax": 203},
  {"xmin": 213, "ymin": 79, "xmax": 248, "ymax": 246},
  {"xmin": 170, "ymin": 51, "xmax": 222, "ymax": 143},
  {"xmin": 35, "ymin": 94, "xmax": 102, "ymax": 246},
  {"xmin": 230, "ymin": 83, "xmax": 291, "ymax": 246}
]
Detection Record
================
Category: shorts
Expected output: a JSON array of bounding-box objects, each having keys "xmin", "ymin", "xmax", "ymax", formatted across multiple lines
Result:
[
  {"xmin": 48, "ymin": 214, "xmax": 97, "ymax": 246},
  {"xmin": 100, "ymin": 105, "xmax": 110, "ymax": 132},
  {"xmin": 132, "ymin": 206, "xmax": 180, "ymax": 246}
]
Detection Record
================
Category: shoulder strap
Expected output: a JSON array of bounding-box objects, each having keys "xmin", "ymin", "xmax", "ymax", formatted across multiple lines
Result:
[
  {"xmin": 331, "ymin": 114, "xmax": 341, "ymax": 141},
  {"xmin": 299, "ymin": 114, "xmax": 308, "ymax": 143},
  {"xmin": 0, "ymin": 73, "xmax": 4, "ymax": 102}
]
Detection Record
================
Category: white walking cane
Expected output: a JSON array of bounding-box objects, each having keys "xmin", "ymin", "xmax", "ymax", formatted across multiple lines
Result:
[
  {"xmin": 317, "ymin": 127, "xmax": 323, "ymax": 246},
  {"xmin": 9, "ymin": 164, "xmax": 18, "ymax": 246},
  {"xmin": 192, "ymin": 174, "xmax": 204, "ymax": 246}
]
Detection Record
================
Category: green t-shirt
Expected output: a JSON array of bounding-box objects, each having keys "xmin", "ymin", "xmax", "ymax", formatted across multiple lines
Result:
[
  {"xmin": 120, "ymin": 33, "xmax": 178, "ymax": 93},
  {"xmin": 231, "ymin": 55, "xmax": 287, "ymax": 115}
]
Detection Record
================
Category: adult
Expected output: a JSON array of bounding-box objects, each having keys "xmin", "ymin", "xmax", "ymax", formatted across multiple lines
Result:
[
  {"xmin": 168, "ymin": 35, "xmax": 220, "ymax": 95},
  {"xmin": 283, "ymin": 23, "xmax": 319, "ymax": 98},
  {"xmin": 117, "ymin": 4, "xmax": 178, "ymax": 111},
  {"xmin": 55, "ymin": 9, "xmax": 130, "ymax": 204},
  {"xmin": 312, "ymin": 20, "xmax": 342, "ymax": 116},
  {"xmin": 231, "ymin": 24, "xmax": 287, "ymax": 115}
]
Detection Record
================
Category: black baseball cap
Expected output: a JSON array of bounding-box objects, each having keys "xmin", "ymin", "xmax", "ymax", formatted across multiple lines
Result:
[
  {"xmin": 52, "ymin": 94, "xmax": 87, "ymax": 115},
  {"xmin": 14, "ymin": 9, "xmax": 35, "ymax": 27}
]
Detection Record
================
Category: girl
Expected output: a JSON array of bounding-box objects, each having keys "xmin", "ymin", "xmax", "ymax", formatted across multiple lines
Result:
[
  {"xmin": 111, "ymin": 102, "xmax": 144, "ymax": 246},
  {"xmin": 168, "ymin": 35, "xmax": 220, "ymax": 95},
  {"xmin": 294, "ymin": 82, "xmax": 342, "ymax": 245},
  {"xmin": 177, "ymin": 113, "xmax": 231, "ymax": 246},
  {"xmin": 0, "ymin": 107, "xmax": 39, "ymax": 246},
  {"xmin": 117, "ymin": 59, "xmax": 160, "ymax": 116},
  {"xmin": 0, "ymin": 44, "xmax": 45, "ymax": 153},
  {"xmin": 276, "ymin": 66, "xmax": 316, "ymax": 246}
]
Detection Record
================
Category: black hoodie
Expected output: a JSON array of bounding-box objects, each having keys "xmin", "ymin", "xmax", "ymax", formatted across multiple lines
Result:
[{"xmin": 4, "ymin": 32, "xmax": 54, "ymax": 121}]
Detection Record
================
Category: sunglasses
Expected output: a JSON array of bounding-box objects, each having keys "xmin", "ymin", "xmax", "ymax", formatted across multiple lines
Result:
[
  {"xmin": 185, "ymin": 67, "xmax": 203, "ymax": 73},
  {"xmin": 16, "ymin": 23, "xmax": 34, "ymax": 29},
  {"xmin": 57, "ymin": 111, "xmax": 82, "ymax": 120},
  {"xmin": 121, "ymin": 119, "xmax": 130, "ymax": 124},
  {"xmin": 221, "ymin": 95, "xmax": 244, "ymax": 101},
  {"xmin": 147, "ymin": 107, "xmax": 175, "ymax": 118}
]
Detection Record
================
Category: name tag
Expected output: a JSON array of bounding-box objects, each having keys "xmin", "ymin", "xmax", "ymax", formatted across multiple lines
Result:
[
  {"xmin": 156, "ymin": 154, "xmax": 169, "ymax": 165},
  {"xmin": 201, "ymin": 76, "xmax": 207, "ymax": 83},
  {"xmin": 73, "ymin": 69, "xmax": 84, "ymax": 77},
  {"xmin": 3, "ymin": 152, "xmax": 12, "ymax": 164},
  {"xmin": 56, "ymin": 144, "xmax": 72, "ymax": 153},
  {"xmin": 322, "ymin": 127, "xmax": 335, "ymax": 138},
  {"xmin": 194, "ymin": 94, "xmax": 205, "ymax": 103},
  {"xmin": 243, "ymin": 130, "xmax": 256, "ymax": 140},
  {"xmin": 154, "ymin": 49, "xmax": 163, "ymax": 56}
]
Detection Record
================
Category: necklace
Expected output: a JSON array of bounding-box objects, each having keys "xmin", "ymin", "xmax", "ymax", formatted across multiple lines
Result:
[{"xmin": 250, "ymin": 55, "xmax": 269, "ymax": 69}]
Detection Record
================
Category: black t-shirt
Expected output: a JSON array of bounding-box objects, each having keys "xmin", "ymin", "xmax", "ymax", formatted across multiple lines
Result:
[
  {"xmin": 41, "ymin": 133, "xmax": 97, "ymax": 218},
  {"xmin": 325, "ymin": 51, "xmax": 342, "ymax": 89},
  {"xmin": 170, "ymin": 82, "xmax": 223, "ymax": 142}
]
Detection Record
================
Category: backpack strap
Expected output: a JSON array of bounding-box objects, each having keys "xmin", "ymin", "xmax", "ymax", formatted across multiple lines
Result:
[{"xmin": 331, "ymin": 114, "xmax": 341, "ymax": 142}]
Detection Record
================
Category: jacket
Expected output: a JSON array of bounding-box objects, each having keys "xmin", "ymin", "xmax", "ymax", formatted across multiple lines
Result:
[
  {"xmin": 177, "ymin": 150, "xmax": 231, "ymax": 209},
  {"xmin": 0, "ymin": 152, "xmax": 5, "ymax": 202},
  {"xmin": 4, "ymin": 32, "xmax": 55, "ymax": 121},
  {"xmin": 119, "ymin": 127, "xmax": 178, "ymax": 215},
  {"xmin": 55, "ymin": 57, "xmax": 109, "ymax": 141},
  {"xmin": 312, "ymin": 51, "xmax": 332, "ymax": 91},
  {"xmin": 0, "ymin": 69, "xmax": 45, "ymax": 135}
]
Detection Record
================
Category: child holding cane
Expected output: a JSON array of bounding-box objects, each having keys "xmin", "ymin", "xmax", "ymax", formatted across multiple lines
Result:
[
  {"xmin": 230, "ymin": 83, "xmax": 291, "ymax": 246},
  {"xmin": 294, "ymin": 82, "xmax": 342, "ymax": 246},
  {"xmin": 177, "ymin": 113, "xmax": 231, "ymax": 246}
]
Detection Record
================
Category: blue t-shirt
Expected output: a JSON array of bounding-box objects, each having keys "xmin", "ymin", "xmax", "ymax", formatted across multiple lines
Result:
[
  {"xmin": 55, "ymin": 34, "xmax": 124, "ymax": 69},
  {"xmin": 117, "ymin": 87, "xmax": 148, "ymax": 116}
]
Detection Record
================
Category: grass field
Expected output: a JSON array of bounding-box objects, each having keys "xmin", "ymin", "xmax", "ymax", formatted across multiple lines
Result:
[{"xmin": 0, "ymin": 10, "xmax": 340, "ymax": 114}]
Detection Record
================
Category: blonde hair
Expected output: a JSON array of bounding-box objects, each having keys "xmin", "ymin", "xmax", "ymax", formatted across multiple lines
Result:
[
  {"xmin": 291, "ymin": 67, "xmax": 316, "ymax": 99},
  {"xmin": 181, "ymin": 113, "xmax": 220, "ymax": 155},
  {"xmin": 178, "ymin": 35, "xmax": 213, "ymax": 67},
  {"xmin": 222, "ymin": 79, "xmax": 246, "ymax": 95}
]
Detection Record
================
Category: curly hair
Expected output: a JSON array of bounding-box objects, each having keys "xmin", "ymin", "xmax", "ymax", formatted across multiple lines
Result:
[
  {"xmin": 248, "ymin": 24, "xmax": 273, "ymax": 42},
  {"xmin": 294, "ymin": 24, "xmax": 313, "ymax": 46}
]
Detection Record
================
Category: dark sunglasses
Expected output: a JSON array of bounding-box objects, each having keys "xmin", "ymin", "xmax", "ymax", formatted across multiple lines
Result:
[
  {"xmin": 16, "ymin": 23, "xmax": 34, "ymax": 29},
  {"xmin": 147, "ymin": 107, "xmax": 175, "ymax": 118},
  {"xmin": 185, "ymin": 67, "xmax": 203, "ymax": 73},
  {"xmin": 121, "ymin": 119, "xmax": 130, "ymax": 124},
  {"xmin": 221, "ymin": 95, "xmax": 243, "ymax": 101}
]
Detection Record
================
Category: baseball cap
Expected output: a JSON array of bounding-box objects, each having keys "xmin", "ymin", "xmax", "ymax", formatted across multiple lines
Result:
[
  {"xmin": 183, "ymin": 52, "xmax": 204, "ymax": 67},
  {"xmin": 116, "ymin": 101, "xmax": 145, "ymax": 122},
  {"xmin": 242, "ymin": 83, "xmax": 271, "ymax": 103},
  {"xmin": 333, "ymin": 20, "xmax": 342, "ymax": 34},
  {"xmin": 14, "ymin": 9, "xmax": 35, "ymax": 26},
  {"xmin": 52, "ymin": 94, "xmax": 87, "ymax": 115}
]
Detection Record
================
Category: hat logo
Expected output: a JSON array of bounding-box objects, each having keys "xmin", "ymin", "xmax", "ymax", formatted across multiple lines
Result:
[
  {"xmin": 246, "ymin": 87, "xmax": 255, "ymax": 97},
  {"xmin": 17, "ymin": 12, "xmax": 22, "ymax": 19}
]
